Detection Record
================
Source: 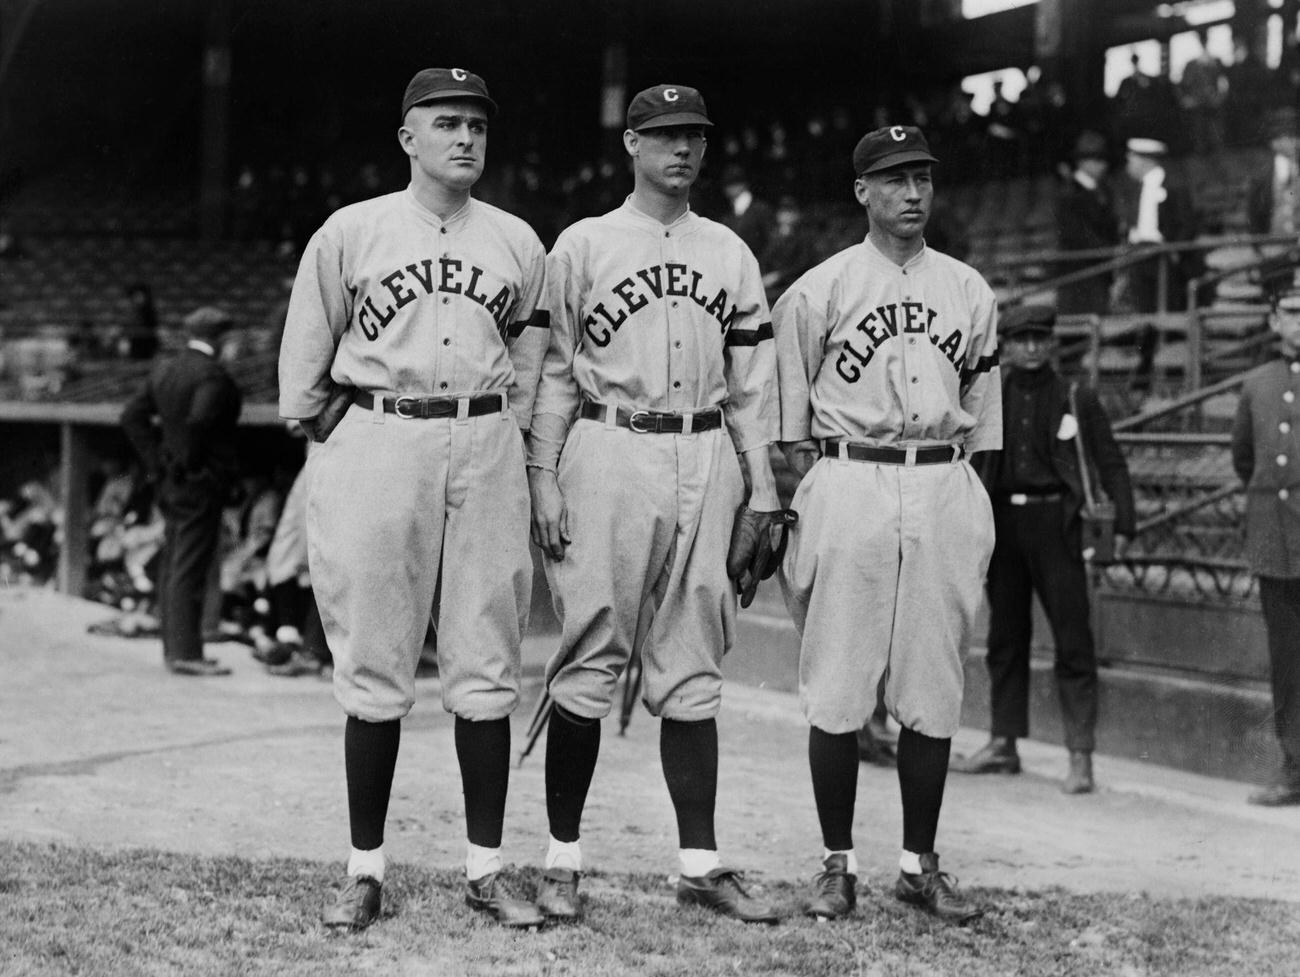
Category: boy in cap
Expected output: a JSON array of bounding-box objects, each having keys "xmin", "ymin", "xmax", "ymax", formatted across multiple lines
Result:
[
  {"xmin": 952, "ymin": 303, "xmax": 1134, "ymax": 793},
  {"xmin": 121, "ymin": 306, "xmax": 242, "ymax": 677},
  {"xmin": 771, "ymin": 125, "xmax": 1000, "ymax": 924},
  {"xmin": 527, "ymin": 83, "xmax": 781, "ymax": 923},
  {"xmin": 1233, "ymin": 279, "xmax": 1300, "ymax": 806},
  {"xmin": 279, "ymin": 67, "xmax": 550, "ymax": 931}
]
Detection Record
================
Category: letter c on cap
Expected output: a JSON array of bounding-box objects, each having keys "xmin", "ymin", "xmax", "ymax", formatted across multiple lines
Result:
[
  {"xmin": 664, "ymin": 88, "xmax": 679, "ymax": 102},
  {"xmin": 451, "ymin": 68, "xmax": 468, "ymax": 81},
  {"xmin": 890, "ymin": 126, "xmax": 906, "ymax": 142}
]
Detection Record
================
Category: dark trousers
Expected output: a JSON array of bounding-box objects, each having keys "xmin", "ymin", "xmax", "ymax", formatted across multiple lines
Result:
[
  {"xmin": 986, "ymin": 499, "xmax": 1098, "ymax": 751},
  {"xmin": 157, "ymin": 476, "xmax": 226, "ymax": 663},
  {"xmin": 1259, "ymin": 576, "xmax": 1300, "ymax": 773}
]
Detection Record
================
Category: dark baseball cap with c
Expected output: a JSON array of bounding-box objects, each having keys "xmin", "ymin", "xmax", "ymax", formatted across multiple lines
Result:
[
  {"xmin": 626, "ymin": 84, "xmax": 712, "ymax": 131},
  {"xmin": 853, "ymin": 125, "xmax": 939, "ymax": 176},
  {"xmin": 401, "ymin": 68, "xmax": 498, "ymax": 120}
]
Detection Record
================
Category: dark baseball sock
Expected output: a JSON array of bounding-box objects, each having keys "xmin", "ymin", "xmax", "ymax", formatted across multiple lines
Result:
[
  {"xmin": 268, "ymin": 580, "xmax": 301, "ymax": 631},
  {"xmin": 455, "ymin": 715, "xmax": 511, "ymax": 849},
  {"xmin": 896, "ymin": 725, "xmax": 952, "ymax": 859},
  {"xmin": 545, "ymin": 704, "xmax": 601, "ymax": 843},
  {"xmin": 809, "ymin": 725, "xmax": 859, "ymax": 852},
  {"xmin": 344, "ymin": 715, "xmax": 401, "ymax": 851},
  {"xmin": 660, "ymin": 717, "xmax": 718, "ymax": 852}
]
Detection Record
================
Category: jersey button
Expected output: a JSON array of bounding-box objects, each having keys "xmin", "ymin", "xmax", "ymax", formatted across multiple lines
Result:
[
  {"xmin": 440, "ymin": 227, "xmax": 447, "ymax": 234},
  {"xmin": 912, "ymin": 413, "xmax": 919, "ymax": 421},
  {"xmin": 443, "ymin": 338, "xmax": 451, "ymax": 346},
  {"xmin": 909, "ymin": 338, "xmax": 916, "ymax": 345},
  {"xmin": 674, "ymin": 341, "xmax": 682, "ymax": 349},
  {"xmin": 664, "ymin": 231, "xmax": 670, "ymax": 238},
  {"xmin": 439, "ymin": 382, "xmax": 448, "ymax": 390},
  {"xmin": 673, "ymin": 381, "xmax": 682, "ymax": 389},
  {"xmin": 911, "ymin": 377, "xmax": 918, "ymax": 384},
  {"xmin": 672, "ymin": 300, "xmax": 679, "ymax": 307},
  {"xmin": 442, "ymin": 296, "xmax": 449, "ymax": 304}
]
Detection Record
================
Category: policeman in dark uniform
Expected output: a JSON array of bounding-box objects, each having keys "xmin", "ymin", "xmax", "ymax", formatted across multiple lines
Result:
[
  {"xmin": 1233, "ymin": 281, "xmax": 1300, "ymax": 806},
  {"xmin": 953, "ymin": 304, "xmax": 1135, "ymax": 793},
  {"xmin": 122, "ymin": 307, "xmax": 242, "ymax": 676}
]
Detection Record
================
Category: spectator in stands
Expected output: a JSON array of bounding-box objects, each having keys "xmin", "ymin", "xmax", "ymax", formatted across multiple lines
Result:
[
  {"xmin": 953, "ymin": 304, "xmax": 1134, "ymax": 794},
  {"xmin": 1117, "ymin": 137, "xmax": 1202, "ymax": 313},
  {"xmin": 759, "ymin": 195, "xmax": 820, "ymax": 304},
  {"xmin": 1055, "ymin": 130, "xmax": 1121, "ymax": 315},
  {"xmin": 122, "ymin": 283, "xmax": 160, "ymax": 361},
  {"xmin": 1224, "ymin": 42, "xmax": 1274, "ymax": 147},
  {"xmin": 720, "ymin": 165, "xmax": 775, "ymax": 258},
  {"xmin": 1247, "ymin": 108, "xmax": 1300, "ymax": 241},
  {"xmin": 1231, "ymin": 279, "xmax": 1300, "ymax": 806},
  {"xmin": 0, "ymin": 479, "xmax": 61, "ymax": 586},
  {"xmin": 1113, "ymin": 54, "xmax": 1183, "ymax": 152},
  {"xmin": 985, "ymin": 80, "xmax": 1023, "ymax": 180},
  {"xmin": 1178, "ymin": 28, "xmax": 1227, "ymax": 155},
  {"xmin": 216, "ymin": 468, "xmax": 285, "ymax": 642},
  {"xmin": 120, "ymin": 306, "xmax": 242, "ymax": 677}
]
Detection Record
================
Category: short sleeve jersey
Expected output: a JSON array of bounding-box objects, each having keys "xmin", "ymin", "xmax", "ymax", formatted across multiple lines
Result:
[
  {"xmin": 278, "ymin": 188, "xmax": 549, "ymax": 428},
  {"xmin": 772, "ymin": 236, "xmax": 1001, "ymax": 452},
  {"xmin": 531, "ymin": 199, "xmax": 778, "ymax": 453}
]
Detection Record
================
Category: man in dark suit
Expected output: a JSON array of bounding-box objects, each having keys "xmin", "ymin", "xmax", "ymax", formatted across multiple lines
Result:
[
  {"xmin": 122, "ymin": 307, "xmax": 243, "ymax": 676},
  {"xmin": 1055, "ymin": 130, "xmax": 1120, "ymax": 315},
  {"xmin": 952, "ymin": 304, "xmax": 1135, "ymax": 793},
  {"xmin": 1247, "ymin": 108, "xmax": 1299, "ymax": 240},
  {"xmin": 1118, "ymin": 137, "xmax": 1202, "ymax": 313}
]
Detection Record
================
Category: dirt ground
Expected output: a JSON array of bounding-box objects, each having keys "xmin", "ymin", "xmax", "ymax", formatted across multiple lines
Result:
[{"xmin": 3, "ymin": 586, "xmax": 1298, "ymax": 902}]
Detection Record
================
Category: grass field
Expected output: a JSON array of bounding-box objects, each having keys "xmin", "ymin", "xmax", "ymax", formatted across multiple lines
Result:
[{"xmin": 1, "ymin": 840, "xmax": 1295, "ymax": 977}]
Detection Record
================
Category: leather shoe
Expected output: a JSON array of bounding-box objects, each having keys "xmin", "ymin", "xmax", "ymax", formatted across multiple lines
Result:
[
  {"xmin": 1063, "ymin": 750, "xmax": 1094, "ymax": 794},
  {"xmin": 536, "ymin": 867, "xmax": 581, "ymax": 920},
  {"xmin": 166, "ymin": 658, "xmax": 232, "ymax": 677},
  {"xmin": 804, "ymin": 853, "xmax": 856, "ymax": 920},
  {"xmin": 676, "ymin": 867, "xmax": 779, "ymax": 924},
  {"xmin": 1248, "ymin": 781, "xmax": 1300, "ymax": 806},
  {"xmin": 465, "ymin": 872, "xmax": 545, "ymax": 928},
  {"xmin": 950, "ymin": 738, "xmax": 1020, "ymax": 775},
  {"xmin": 267, "ymin": 651, "xmax": 323, "ymax": 677},
  {"xmin": 894, "ymin": 853, "xmax": 982, "ymax": 925},
  {"xmin": 322, "ymin": 875, "xmax": 381, "ymax": 930}
]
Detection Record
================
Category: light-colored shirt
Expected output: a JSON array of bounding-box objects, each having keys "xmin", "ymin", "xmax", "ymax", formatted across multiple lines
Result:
[
  {"xmin": 772, "ymin": 235, "xmax": 1001, "ymax": 453},
  {"xmin": 1130, "ymin": 166, "xmax": 1167, "ymax": 244},
  {"xmin": 529, "ymin": 198, "xmax": 778, "ymax": 456},
  {"xmin": 278, "ymin": 188, "xmax": 549, "ymax": 428}
]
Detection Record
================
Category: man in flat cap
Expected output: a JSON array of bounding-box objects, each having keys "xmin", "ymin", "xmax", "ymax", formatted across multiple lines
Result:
[
  {"xmin": 1232, "ymin": 278, "xmax": 1300, "ymax": 805},
  {"xmin": 953, "ymin": 303, "xmax": 1134, "ymax": 793},
  {"xmin": 526, "ymin": 83, "xmax": 781, "ymax": 923},
  {"xmin": 122, "ymin": 306, "xmax": 242, "ymax": 677},
  {"xmin": 771, "ymin": 124, "xmax": 1000, "ymax": 924},
  {"xmin": 1056, "ymin": 130, "xmax": 1121, "ymax": 315},
  {"xmin": 279, "ymin": 67, "xmax": 550, "ymax": 931}
]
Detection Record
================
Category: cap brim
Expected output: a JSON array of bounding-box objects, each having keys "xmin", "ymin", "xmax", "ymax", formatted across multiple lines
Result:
[
  {"xmin": 1004, "ymin": 325, "xmax": 1054, "ymax": 337},
  {"xmin": 859, "ymin": 150, "xmax": 939, "ymax": 175},
  {"xmin": 632, "ymin": 112, "xmax": 713, "ymax": 130},
  {"xmin": 407, "ymin": 91, "xmax": 499, "ymax": 117}
]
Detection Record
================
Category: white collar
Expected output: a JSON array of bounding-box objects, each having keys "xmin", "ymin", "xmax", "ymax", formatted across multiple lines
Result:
[
  {"xmin": 1073, "ymin": 170, "xmax": 1098, "ymax": 191},
  {"xmin": 187, "ymin": 339, "xmax": 216, "ymax": 357}
]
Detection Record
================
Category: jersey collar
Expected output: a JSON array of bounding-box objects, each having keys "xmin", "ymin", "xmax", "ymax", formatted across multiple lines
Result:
[
  {"xmin": 621, "ymin": 196, "xmax": 695, "ymax": 233},
  {"xmin": 860, "ymin": 232, "xmax": 929, "ymax": 271},
  {"xmin": 405, "ymin": 185, "xmax": 474, "ymax": 230}
]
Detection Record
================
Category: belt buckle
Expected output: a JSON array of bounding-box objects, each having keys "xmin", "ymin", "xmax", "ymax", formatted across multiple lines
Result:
[
  {"xmin": 393, "ymin": 396, "xmax": 420, "ymax": 418},
  {"xmin": 627, "ymin": 409, "xmax": 657, "ymax": 433},
  {"xmin": 1009, "ymin": 493, "xmax": 1028, "ymax": 506}
]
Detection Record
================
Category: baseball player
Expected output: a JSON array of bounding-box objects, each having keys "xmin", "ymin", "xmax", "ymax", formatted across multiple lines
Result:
[
  {"xmin": 771, "ymin": 125, "xmax": 1001, "ymax": 924},
  {"xmin": 526, "ymin": 84, "xmax": 782, "ymax": 923},
  {"xmin": 278, "ymin": 68, "xmax": 550, "ymax": 931}
]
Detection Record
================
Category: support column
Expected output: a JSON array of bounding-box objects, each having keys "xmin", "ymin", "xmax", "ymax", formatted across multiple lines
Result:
[{"xmin": 57, "ymin": 423, "xmax": 91, "ymax": 598}]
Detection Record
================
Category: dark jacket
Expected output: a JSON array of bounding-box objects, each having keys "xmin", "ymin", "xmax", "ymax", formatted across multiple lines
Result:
[
  {"xmin": 121, "ymin": 345, "xmax": 243, "ymax": 485},
  {"xmin": 1055, "ymin": 174, "xmax": 1120, "ymax": 314},
  {"xmin": 974, "ymin": 370, "xmax": 1136, "ymax": 547},
  {"xmin": 1231, "ymin": 355, "xmax": 1300, "ymax": 578}
]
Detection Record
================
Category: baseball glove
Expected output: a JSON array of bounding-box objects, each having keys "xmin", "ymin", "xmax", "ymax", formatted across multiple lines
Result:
[{"xmin": 726, "ymin": 506, "xmax": 798, "ymax": 608}]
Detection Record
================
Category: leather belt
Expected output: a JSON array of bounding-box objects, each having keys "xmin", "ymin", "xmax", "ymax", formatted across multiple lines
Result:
[
  {"xmin": 1001, "ymin": 492, "xmax": 1065, "ymax": 506},
  {"xmin": 353, "ymin": 390, "xmax": 506, "ymax": 419},
  {"xmin": 579, "ymin": 400, "xmax": 723, "ymax": 434},
  {"xmin": 822, "ymin": 440, "xmax": 963, "ymax": 466}
]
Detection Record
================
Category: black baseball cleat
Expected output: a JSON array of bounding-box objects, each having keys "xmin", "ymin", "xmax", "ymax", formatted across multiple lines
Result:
[
  {"xmin": 676, "ymin": 868, "xmax": 779, "ymax": 924},
  {"xmin": 535, "ymin": 867, "xmax": 581, "ymax": 921},
  {"xmin": 322, "ymin": 875, "xmax": 382, "ymax": 931},
  {"xmin": 894, "ymin": 853, "xmax": 982, "ymax": 925},
  {"xmin": 465, "ymin": 872, "xmax": 545, "ymax": 929},
  {"xmin": 804, "ymin": 853, "xmax": 857, "ymax": 920}
]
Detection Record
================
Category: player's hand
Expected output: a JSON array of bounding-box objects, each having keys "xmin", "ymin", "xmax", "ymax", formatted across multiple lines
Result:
[
  {"xmin": 528, "ymin": 468, "xmax": 570, "ymax": 561},
  {"xmin": 780, "ymin": 439, "xmax": 821, "ymax": 478}
]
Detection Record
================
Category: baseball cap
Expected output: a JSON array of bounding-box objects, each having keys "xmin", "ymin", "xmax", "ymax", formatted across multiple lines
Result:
[
  {"xmin": 1072, "ymin": 130, "xmax": 1108, "ymax": 162},
  {"xmin": 401, "ymin": 68, "xmax": 497, "ymax": 120},
  {"xmin": 852, "ymin": 126, "xmax": 939, "ymax": 176},
  {"xmin": 1125, "ymin": 137, "xmax": 1169, "ymax": 158},
  {"xmin": 626, "ymin": 84, "xmax": 712, "ymax": 131},
  {"xmin": 1000, "ymin": 304, "xmax": 1056, "ymax": 338},
  {"xmin": 183, "ymin": 306, "xmax": 234, "ymax": 341}
]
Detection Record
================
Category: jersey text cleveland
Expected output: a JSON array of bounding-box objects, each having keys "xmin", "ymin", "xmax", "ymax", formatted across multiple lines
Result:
[
  {"xmin": 356, "ymin": 256, "xmax": 513, "ymax": 341},
  {"xmin": 836, "ymin": 302, "xmax": 965, "ymax": 383},
  {"xmin": 583, "ymin": 262, "xmax": 739, "ymax": 347}
]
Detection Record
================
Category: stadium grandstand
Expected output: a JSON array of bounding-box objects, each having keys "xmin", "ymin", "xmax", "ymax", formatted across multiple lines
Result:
[{"xmin": 2, "ymin": 0, "xmax": 1298, "ymax": 778}]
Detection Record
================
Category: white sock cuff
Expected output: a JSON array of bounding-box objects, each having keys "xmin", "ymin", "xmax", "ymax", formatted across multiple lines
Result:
[
  {"xmin": 545, "ymin": 837, "xmax": 582, "ymax": 872},
  {"xmin": 899, "ymin": 849, "xmax": 924, "ymax": 875},
  {"xmin": 679, "ymin": 848, "xmax": 721, "ymax": 879},
  {"xmin": 823, "ymin": 848, "xmax": 859, "ymax": 874},
  {"xmin": 348, "ymin": 845, "xmax": 385, "ymax": 883},
  {"xmin": 465, "ymin": 843, "xmax": 503, "ymax": 882}
]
